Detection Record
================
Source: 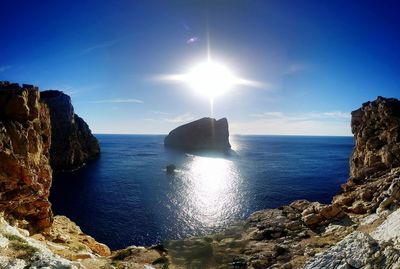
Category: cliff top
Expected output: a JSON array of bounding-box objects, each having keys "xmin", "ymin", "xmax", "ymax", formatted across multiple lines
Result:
[
  {"xmin": 40, "ymin": 90, "xmax": 67, "ymax": 99},
  {"xmin": 0, "ymin": 81, "xmax": 38, "ymax": 90}
]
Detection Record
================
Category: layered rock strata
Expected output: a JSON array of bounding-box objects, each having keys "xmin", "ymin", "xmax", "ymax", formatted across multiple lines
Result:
[
  {"xmin": 349, "ymin": 96, "xmax": 400, "ymax": 180},
  {"xmin": 41, "ymin": 90, "xmax": 100, "ymax": 171},
  {"xmin": 0, "ymin": 82, "xmax": 53, "ymax": 231}
]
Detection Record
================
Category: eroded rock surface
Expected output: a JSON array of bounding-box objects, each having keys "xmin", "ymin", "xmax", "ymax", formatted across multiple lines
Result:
[
  {"xmin": 0, "ymin": 215, "xmax": 81, "ymax": 269},
  {"xmin": 0, "ymin": 82, "xmax": 53, "ymax": 231},
  {"xmin": 164, "ymin": 117, "xmax": 231, "ymax": 151},
  {"xmin": 41, "ymin": 90, "xmax": 100, "ymax": 171},
  {"xmin": 350, "ymin": 96, "xmax": 400, "ymax": 180}
]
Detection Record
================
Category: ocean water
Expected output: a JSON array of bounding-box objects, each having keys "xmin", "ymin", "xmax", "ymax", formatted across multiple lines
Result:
[{"xmin": 50, "ymin": 135, "xmax": 354, "ymax": 249}]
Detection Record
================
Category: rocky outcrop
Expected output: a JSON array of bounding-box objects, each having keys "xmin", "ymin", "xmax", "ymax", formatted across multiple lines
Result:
[
  {"xmin": 41, "ymin": 90, "xmax": 100, "ymax": 171},
  {"xmin": 164, "ymin": 200, "xmax": 350, "ymax": 269},
  {"xmin": 162, "ymin": 97, "xmax": 400, "ymax": 268},
  {"xmin": 334, "ymin": 97, "xmax": 400, "ymax": 214},
  {"xmin": 0, "ymin": 215, "xmax": 81, "ymax": 268},
  {"xmin": 350, "ymin": 96, "xmax": 400, "ymax": 180},
  {"xmin": 304, "ymin": 207, "xmax": 400, "ymax": 269},
  {"xmin": 3, "ymin": 86, "xmax": 400, "ymax": 269},
  {"xmin": 164, "ymin": 117, "xmax": 231, "ymax": 151},
  {"xmin": 0, "ymin": 82, "xmax": 53, "ymax": 231},
  {"xmin": 0, "ymin": 214, "xmax": 169, "ymax": 269}
]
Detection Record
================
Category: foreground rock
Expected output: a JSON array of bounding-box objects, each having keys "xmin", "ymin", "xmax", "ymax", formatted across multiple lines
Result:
[
  {"xmin": 41, "ymin": 90, "xmax": 100, "ymax": 171},
  {"xmin": 0, "ymin": 82, "xmax": 53, "ymax": 231},
  {"xmin": 0, "ymin": 214, "xmax": 169, "ymax": 269},
  {"xmin": 164, "ymin": 117, "xmax": 231, "ymax": 151}
]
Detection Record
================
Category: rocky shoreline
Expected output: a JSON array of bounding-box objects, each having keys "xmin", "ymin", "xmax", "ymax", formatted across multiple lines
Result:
[{"xmin": 1, "ymin": 82, "xmax": 400, "ymax": 268}]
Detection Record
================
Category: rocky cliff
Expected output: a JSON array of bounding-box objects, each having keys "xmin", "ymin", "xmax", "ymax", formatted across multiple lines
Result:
[
  {"xmin": 41, "ymin": 90, "xmax": 100, "ymax": 171},
  {"xmin": 2, "ymin": 91, "xmax": 400, "ymax": 269},
  {"xmin": 158, "ymin": 96, "xmax": 400, "ymax": 269},
  {"xmin": 0, "ymin": 82, "xmax": 53, "ymax": 231},
  {"xmin": 164, "ymin": 117, "xmax": 231, "ymax": 151},
  {"xmin": 350, "ymin": 96, "xmax": 400, "ymax": 180}
]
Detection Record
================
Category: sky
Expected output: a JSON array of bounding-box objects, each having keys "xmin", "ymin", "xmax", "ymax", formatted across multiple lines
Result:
[{"xmin": 1, "ymin": 0, "xmax": 399, "ymax": 135}]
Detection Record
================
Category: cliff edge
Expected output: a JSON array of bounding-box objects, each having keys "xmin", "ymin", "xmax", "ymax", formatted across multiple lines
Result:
[
  {"xmin": 41, "ymin": 90, "xmax": 100, "ymax": 171},
  {"xmin": 0, "ymin": 82, "xmax": 53, "ymax": 231},
  {"xmin": 350, "ymin": 96, "xmax": 400, "ymax": 180}
]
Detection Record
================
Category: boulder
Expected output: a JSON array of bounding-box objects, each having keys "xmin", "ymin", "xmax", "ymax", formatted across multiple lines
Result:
[
  {"xmin": 40, "ymin": 90, "xmax": 100, "ymax": 171},
  {"xmin": 164, "ymin": 117, "xmax": 231, "ymax": 151}
]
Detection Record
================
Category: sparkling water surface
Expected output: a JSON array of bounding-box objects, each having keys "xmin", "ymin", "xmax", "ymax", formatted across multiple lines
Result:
[{"xmin": 50, "ymin": 135, "xmax": 354, "ymax": 249}]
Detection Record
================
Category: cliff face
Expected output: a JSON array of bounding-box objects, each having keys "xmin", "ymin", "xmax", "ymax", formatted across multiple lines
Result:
[
  {"xmin": 164, "ymin": 117, "xmax": 231, "ymax": 151},
  {"xmin": 334, "ymin": 97, "xmax": 400, "ymax": 214},
  {"xmin": 0, "ymin": 82, "xmax": 53, "ymax": 231},
  {"xmin": 41, "ymin": 90, "xmax": 100, "ymax": 171},
  {"xmin": 350, "ymin": 96, "xmax": 400, "ymax": 180}
]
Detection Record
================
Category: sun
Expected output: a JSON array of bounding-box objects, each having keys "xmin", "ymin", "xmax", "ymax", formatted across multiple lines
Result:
[
  {"xmin": 155, "ymin": 59, "xmax": 263, "ymax": 103},
  {"xmin": 183, "ymin": 60, "xmax": 236, "ymax": 100}
]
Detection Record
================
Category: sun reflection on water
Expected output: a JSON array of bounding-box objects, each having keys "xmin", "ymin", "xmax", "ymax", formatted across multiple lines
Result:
[{"xmin": 170, "ymin": 154, "xmax": 243, "ymax": 233}]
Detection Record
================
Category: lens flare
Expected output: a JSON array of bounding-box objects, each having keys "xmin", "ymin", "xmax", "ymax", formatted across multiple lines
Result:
[{"xmin": 184, "ymin": 61, "xmax": 236, "ymax": 99}]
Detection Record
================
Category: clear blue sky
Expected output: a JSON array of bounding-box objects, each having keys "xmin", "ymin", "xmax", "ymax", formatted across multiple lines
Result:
[{"xmin": 1, "ymin": 1, "xmax": 399, "ymax": 135}]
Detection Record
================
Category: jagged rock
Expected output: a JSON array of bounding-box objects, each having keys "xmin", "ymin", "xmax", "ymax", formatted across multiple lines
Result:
[
  {"xmin": 350, "ymin": 96, "xmax": 400, "ymax": 180},
  {"xmin": 333, "ymin": 167, "xmax": 400, "ymax": 214},
  {"xmin": 371, "ymin": 207, "xmax": 400, "ymax": 244},
  {"xmin": 333, "ymin": 97, "xmax": 400, "ymax": 214},
  {"xmin": 305, "ymin": 208, "xmax": 400, "ymax": 269},
  {"xmin": 0, "ymin": 214, "xmax": 79, "ymax": 268},
  {"xmin": 164, "ymin": 117, "xmax": 231, "ymax": 151},
  {"xmin": 0, "ymin": 82, "xmax": 53, "ymax": 231},
  {"xmin": 44, "ymin": 216, "xmax": 111, "ymax": 257},
  {"xmin": 304, "ymin": 232, "xmax": 379, "ymax": 269},
  {"xmin": 41, "ymin": 90, "xmax": 100, "ymax": 171}
]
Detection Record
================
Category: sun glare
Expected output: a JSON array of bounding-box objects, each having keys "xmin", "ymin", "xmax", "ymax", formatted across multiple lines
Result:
[
  {"xmin": 155, "ymin": 58, "xmax": 264, "ymax": 105},
  {"xmin": 184, "ymin": 61, "xmax": 236, "ymax": 99}
]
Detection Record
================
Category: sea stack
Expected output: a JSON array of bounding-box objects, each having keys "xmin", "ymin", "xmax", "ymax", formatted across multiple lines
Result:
[
  {"xmin": 164, "ymin": 117, "xmax": 231, "ymax": 151},
  {"xmin": 41, "ymin": 90, "xmax": 100, "ymax": 171},
  {"xmin": 0, "ymin": 82, "xmax": 53, "ymax": 230}
]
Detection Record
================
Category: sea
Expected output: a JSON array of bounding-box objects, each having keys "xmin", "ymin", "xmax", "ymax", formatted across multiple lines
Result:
[{"xmin": 50, "ymin": 135, "xmax": 354, "ymax": 249}]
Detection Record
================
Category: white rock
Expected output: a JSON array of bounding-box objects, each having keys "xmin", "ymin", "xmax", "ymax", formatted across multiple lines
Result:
[
  {"xmin": 0, "ymin": 236, "xmax": 9, "ymax": 248},
  {"xmin": 361, "ymin": 213, "xmax": 379, "ymax": 225},
  {"xmin": 372, "ymin": 208, "xmax": 400, "ymax": 246},
  {"xmin": 304, "ymin": 232, "xmax": 378, "ymax": 269},
  {"xmin": 0, "ymin": 217, "xmax": 83, "ymax": 269},
  {"xmin": 0, "ymin": 256, "xmax": 27, "ymax": 269}
]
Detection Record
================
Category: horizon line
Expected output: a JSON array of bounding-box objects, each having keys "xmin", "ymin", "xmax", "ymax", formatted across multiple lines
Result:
[{"xmin": 93, "ymin": 132, "xmax": 353, "ymax": 137}]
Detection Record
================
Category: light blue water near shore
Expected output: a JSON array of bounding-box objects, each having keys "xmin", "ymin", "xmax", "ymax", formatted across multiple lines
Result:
[{"xmin": 50, "ymin": 135, "xmax": 354, "ymax": 249}]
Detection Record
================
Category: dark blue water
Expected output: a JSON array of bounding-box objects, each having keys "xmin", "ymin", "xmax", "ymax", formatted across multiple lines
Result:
[{"xmin": 50, "ymin": 135, "xmax": 354, "ymax": 249}]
